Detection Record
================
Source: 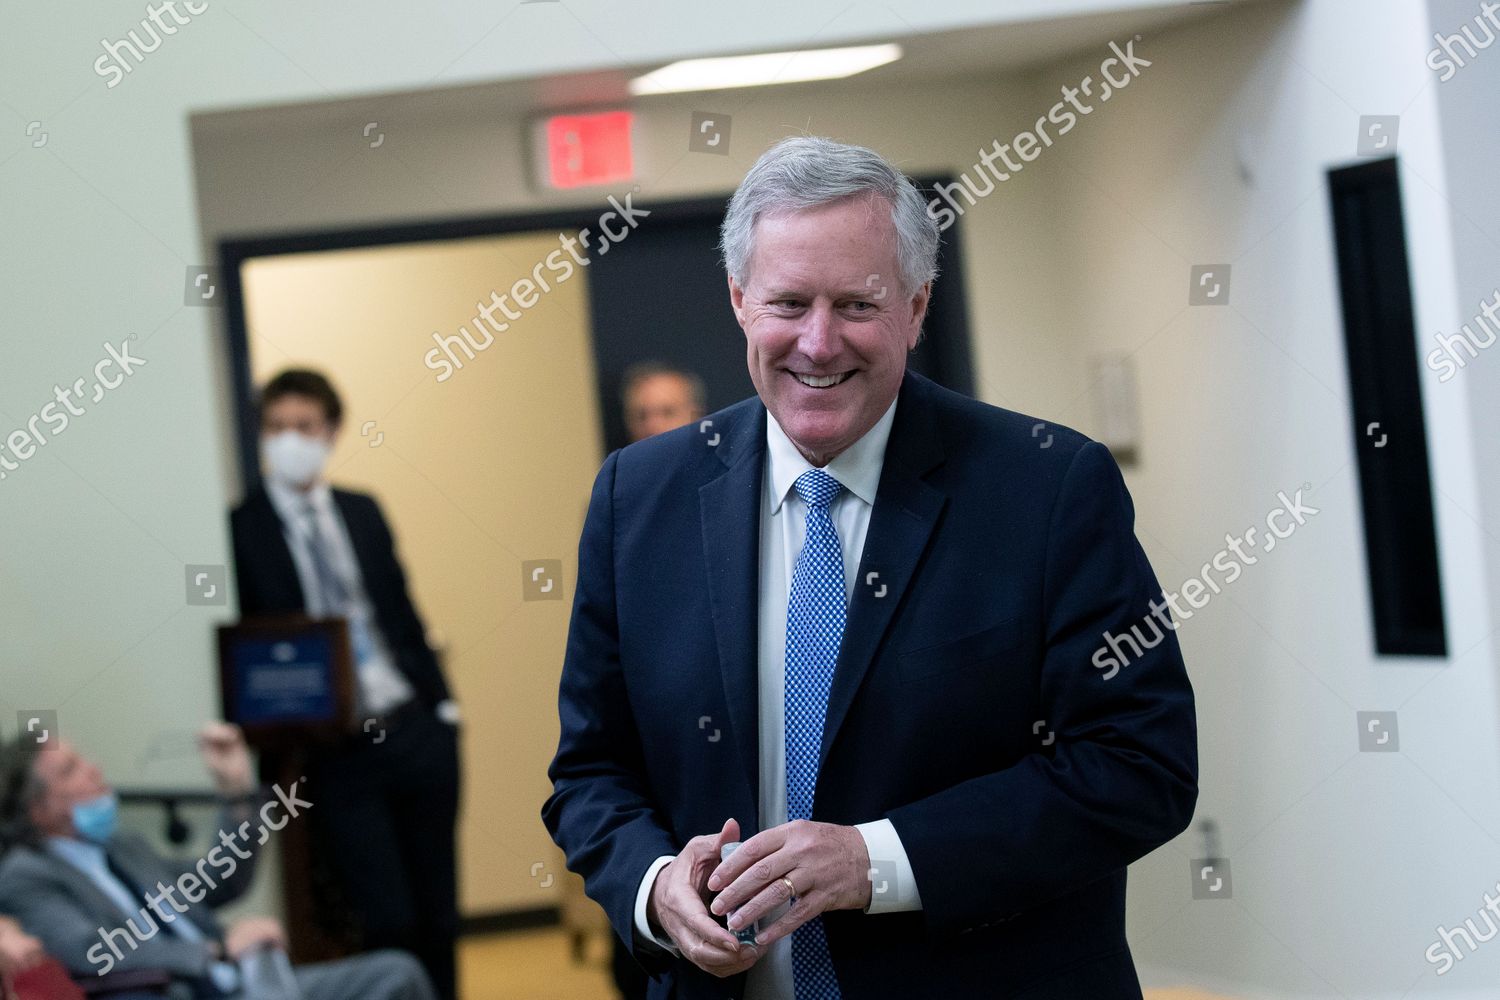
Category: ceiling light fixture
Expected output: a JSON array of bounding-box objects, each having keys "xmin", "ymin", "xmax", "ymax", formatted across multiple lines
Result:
[{"xmin": 629, "ymin": 43, "xmax": 902, "ymax": 96}]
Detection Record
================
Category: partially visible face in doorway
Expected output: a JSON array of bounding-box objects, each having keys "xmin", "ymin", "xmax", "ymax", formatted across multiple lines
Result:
[
  {"xmin": 623, "ymin": 372, "xmax": 704, "ymax": 442},
  {"xmin": 729, "ymin": 193, "xmax": 929, "ymax": 467}
]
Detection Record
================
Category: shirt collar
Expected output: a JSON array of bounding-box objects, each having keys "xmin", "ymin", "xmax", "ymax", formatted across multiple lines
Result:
[
  {"xmin": 47, "ymin": 834, "xmax": 107, "ymax": 872},
  {"xmin": 265, "ymin": 478, "xmax": 333, "ymax": 528},
  {"xmin": 766, "ymin": 395, "xmax": 898, "ymax": 515}
]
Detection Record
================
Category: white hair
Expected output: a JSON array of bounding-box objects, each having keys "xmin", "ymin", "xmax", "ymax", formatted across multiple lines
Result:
[{"xmin": 719, "ymin": 136, "xmax": 940, "ymax": 298}]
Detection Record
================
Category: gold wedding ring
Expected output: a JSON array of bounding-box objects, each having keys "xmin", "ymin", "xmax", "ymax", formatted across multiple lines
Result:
[{"xmin": 780, "ymin": 875, "xmax": 798, "ymax": 899}]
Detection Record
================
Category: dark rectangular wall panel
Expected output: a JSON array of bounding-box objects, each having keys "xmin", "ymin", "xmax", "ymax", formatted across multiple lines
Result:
[{"xmin": 1327, "ymin": 157, "xmax": 1447, "ymax": 657}]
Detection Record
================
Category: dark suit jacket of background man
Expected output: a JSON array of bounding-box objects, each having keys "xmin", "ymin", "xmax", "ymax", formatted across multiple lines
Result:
[
  {"xmin": 544, "ymin": 369, "xmax": 1198, "ymax": 999},
  {"xmin": 229, "ymin": 485, "xmax": 460, "ymax": 1000},
  {"xmin": 230, "ymin": 488, "xmax": 450, "ymax": 711}
]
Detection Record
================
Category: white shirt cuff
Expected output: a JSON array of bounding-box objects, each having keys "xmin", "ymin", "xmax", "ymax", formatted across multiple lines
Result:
[
  {"xmin": 633, "ymin": 855, "xmax": 682, "ymax": 954},
  {"xmin": 856, "ymin": 819, "xmax": 923, "ymax": 914}
]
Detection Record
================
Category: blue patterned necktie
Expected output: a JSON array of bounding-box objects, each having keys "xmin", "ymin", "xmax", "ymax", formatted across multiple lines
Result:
[{"xmin": 785, "ymin": 468, "xmax": 845, "ymax": 999}]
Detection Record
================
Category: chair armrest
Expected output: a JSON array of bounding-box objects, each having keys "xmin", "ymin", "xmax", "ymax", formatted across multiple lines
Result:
[{"xmin": 74, "ymin": 967, "xmax": 172, "ymax": 996}]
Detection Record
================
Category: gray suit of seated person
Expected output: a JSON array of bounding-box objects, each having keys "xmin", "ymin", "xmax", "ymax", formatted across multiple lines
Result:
[{"xmin": 0, "ymin": 726, "xmax": 434, "ymax": 1000}]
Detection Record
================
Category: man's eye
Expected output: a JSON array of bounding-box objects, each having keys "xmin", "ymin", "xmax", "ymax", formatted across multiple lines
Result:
[{"xmin": 845, "ymin": 301, "xmax": 876, "ymax": 313}]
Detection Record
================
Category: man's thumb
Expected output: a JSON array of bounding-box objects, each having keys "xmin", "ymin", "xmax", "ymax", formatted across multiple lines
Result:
[{"xmin": 715, "ymin": 817, "xmax": 740, "ymax": 851}]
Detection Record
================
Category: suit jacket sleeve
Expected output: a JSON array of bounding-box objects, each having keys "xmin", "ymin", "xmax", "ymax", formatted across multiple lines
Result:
[
  {"xmin": 364, "ymin": 495, "xmax": 450, "ymax": 706},
  {"xmin": 886, "ymin": 441, "xmax": 1198, "ymax": 937},
  {"xmin": 541, "ymin": 450, "xmax": 681, "ymax": 967}
]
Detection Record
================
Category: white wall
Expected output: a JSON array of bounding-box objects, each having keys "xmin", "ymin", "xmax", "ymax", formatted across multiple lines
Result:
[
  {"xmin": 1030, "ymin": 1, "xmax": 1500, "ymax": 996},
  {"xmin": 1427, "ymin": 0, "xmax": 1500, "ymax": 762}
]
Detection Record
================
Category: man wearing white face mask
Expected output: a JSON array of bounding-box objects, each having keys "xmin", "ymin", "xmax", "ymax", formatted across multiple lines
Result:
[{"xmin": 230, "ymin": 369, "xmax": 460, "ymax": 1000}]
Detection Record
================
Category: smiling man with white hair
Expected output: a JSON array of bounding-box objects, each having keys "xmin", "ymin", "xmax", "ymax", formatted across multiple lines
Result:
[{"xmin": 544, "ymin": 135, "xmax": 1197, "ymax": 999}]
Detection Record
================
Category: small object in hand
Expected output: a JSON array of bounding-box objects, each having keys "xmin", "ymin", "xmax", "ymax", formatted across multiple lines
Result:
[{"xmin": 718, "ymin": 842, "xmax": 759, "ymax": 947}]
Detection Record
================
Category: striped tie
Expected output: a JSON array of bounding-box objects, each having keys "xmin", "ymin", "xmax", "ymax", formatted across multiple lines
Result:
[
  {"xmin": 299, "ymin": 500, "xmax": 376, "ymax": 713},
  {"xmin": 300, "ymin": 499, "xmax": 349, "ymax": 615}
]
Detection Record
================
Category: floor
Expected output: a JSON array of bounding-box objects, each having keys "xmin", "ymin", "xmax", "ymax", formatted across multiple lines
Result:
[
  {"xmin": 460, "ymin": 927, "xmax": 617, "ymax": 1000},
  {"xmin": 456, "ymin": 929, "xmax": 1234, "ymax": 1000}
]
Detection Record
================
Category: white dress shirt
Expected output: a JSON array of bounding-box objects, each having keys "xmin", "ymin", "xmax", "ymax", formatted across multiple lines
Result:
[
  {"xmin": 263, "ymin": 479, "xmax": 416, "ymax": 716},
  {"xmin": 633, "ymin": 397, "xmax": 922, "ymax": 998}
]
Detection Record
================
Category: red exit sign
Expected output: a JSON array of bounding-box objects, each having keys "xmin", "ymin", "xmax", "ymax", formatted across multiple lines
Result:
[{"xmin": 542, "ymin": 110, "xmax": 634, "ymax": 190}]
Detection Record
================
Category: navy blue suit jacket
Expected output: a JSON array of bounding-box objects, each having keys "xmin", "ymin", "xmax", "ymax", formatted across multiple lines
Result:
[{"xmin": 543, "ymin": 370, "xmax": 1197, "ymax": 999}]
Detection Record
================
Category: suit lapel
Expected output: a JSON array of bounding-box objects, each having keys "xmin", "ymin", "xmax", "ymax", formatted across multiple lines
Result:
[
  {"xmin": 818, "ymin": 371, "xmax": 948, "ymax": 772},
  {"xmin": 110, "ymin": 839, "xmax": 223, "ymax": 939},
  {"xmin": 114, "ymin": 840, "xmax": 222, "ymax": 939},
  {"xmin": 698, "ymin": 372, "xmax": 950, "ymax": 817},
  {"xmin": 248, "ymin": 488, "xmax": 306, "ymax": 610},
  {"xmin": 332, "ymin": 490, "xmax": 378, "ymax": 595},
  {"xmin": 36, "ymin": 847, "xmax": 139, "ymax": 924},
  {"xmin": 699, "ymin": 402, "xmax": 767, "ymax": 820}
]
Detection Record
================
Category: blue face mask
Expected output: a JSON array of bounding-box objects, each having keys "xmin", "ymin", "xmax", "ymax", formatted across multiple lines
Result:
[{"xmin": 71, "ymin": 793, "xmax": 119, "ymax": 845}]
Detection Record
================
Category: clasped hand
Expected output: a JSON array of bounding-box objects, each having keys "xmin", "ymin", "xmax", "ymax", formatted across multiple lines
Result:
[{"xmin": 646, "ymin": 817, "xmax": 871, "ymax": 977}]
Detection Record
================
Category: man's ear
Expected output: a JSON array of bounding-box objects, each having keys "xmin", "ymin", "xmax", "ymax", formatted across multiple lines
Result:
[
  {"xmin": 25, "ymin": 795, "xmax": 46, "ymax": 832},
  {"xmin": 906, "ymin": 281, "xmax": 932, "ymax": 349},
  {"xmin": 25, "ymin": 777, "xmax": 56, "ymax": 836},
  {"xmin": 728, "ymin": 273, "xmax": 748, "ymax": 328}
]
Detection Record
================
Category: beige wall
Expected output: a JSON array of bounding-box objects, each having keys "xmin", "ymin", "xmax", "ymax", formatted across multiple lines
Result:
[{"xmin": 241, "ymin": 234, "xmax": 602, "ymax": 912}]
